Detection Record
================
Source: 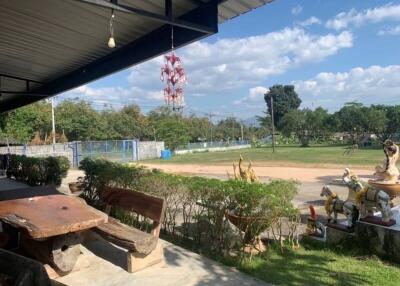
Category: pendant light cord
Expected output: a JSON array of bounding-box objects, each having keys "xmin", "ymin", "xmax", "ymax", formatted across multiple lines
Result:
[
  {"xmin": 110, "ymin": 9, "xmax": 115, "ymax": 38},
  {"xmin": 171, "ymin": 25, "xmax": 174, "ymax": 51}
]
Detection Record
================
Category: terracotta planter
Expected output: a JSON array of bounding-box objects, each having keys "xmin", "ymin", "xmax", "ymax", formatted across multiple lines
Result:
[
  {"xmin": 68, "ymin": 182, "xmax": 84, "ymax": 193},
  {"xmin": 225, "ymin": 210, "xmax": 267, "ymax": 243},
  {"xmin": 224, "ymin": 210, "xmax": 257, "ymax": 232},
  {"xmin": 368, "ymin": 180, "xmax": 400, "ymax": 199}
]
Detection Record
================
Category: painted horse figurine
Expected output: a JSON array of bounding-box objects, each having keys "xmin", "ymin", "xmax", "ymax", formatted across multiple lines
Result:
[
  {"xmin": 320, "ymin": 185, "xmax": 358, "ymax": 227},
  {"xmin": 306, "ymin": 205, "xmax": 325, "ymax": 238},
  {"xmin": 342, "ymin": 168, "xmax": 393, "ymax": 223}
]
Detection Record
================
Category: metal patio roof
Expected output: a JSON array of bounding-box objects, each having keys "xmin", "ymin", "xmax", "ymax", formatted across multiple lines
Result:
[{"xmin": 0, "ymin": 0, "xmax": 272, "ymax": 112}]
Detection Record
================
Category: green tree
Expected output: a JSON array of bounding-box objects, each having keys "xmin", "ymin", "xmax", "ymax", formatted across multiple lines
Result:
[
  {"xmin": 371, "ymin": 105, "xmax": 400, "ymax": 141},
  {"xmin": 256, "ymin": 111, "xmax": 272, "ymax": 130},
  {"xmin": 147, "ymin": 107, "xmax": 190, "ymax": 150},
  {"xmin": 264, "ymin": 85, "xmax": 302, "ymax": 127},
  {"xmin": 334, "ymin": 102, "xmax": 387, "ymax": 144},
  {"xmin": 214, "ymin": 117, "xmax": 242, "ymax": 141},
  {"xmin": 2, "ymin": 101, "xmax": 51, "ymax": 142},
  {"xmin": 186, "ymin": 114, "xmax": 212, "ymax": 142},
  {"xmin": 279, "ymin": 107, "xmax": 330, "ymax": 147},
  {"xmin": 102, "ymin": 105, "xmax": 148, "ymax": 140},
  {"xmin": 55, "ymin": 100, "xmax": 107, "ymax": 141},
  {"xmin": 307, "ymin": 107, "xmax": 331, "ymax": 142}
]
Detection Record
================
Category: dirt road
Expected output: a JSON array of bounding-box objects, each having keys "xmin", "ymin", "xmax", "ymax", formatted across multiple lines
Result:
[{"xmin": 143, "ymin": 163, "xmax": 374, "ymax": 183}]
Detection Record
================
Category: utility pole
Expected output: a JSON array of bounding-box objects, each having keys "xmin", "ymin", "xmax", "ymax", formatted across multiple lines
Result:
[
  {"xmin": 51, "ymin": 97, "xmax": 56, "ymax": 154},
  {"xmin": 240, "ymin": 124, "xmax": 244, "ymax": 142},
  {"xmin": 270, "ymin": 96, "xmax": 276, "ymax": 153},
  {"xmin": 208, "ymin": 112, "xmax": 214, "ymax": 143}
]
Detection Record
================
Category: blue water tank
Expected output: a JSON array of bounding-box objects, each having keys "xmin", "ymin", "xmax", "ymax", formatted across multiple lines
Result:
[{"xmin": 161, "ymin": 149, "xmax": 171, "ymax": 160}]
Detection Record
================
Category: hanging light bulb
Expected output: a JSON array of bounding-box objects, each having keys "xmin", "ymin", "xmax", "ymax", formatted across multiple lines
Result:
[
  {"xmin": 108, "ymin": 9, "xmax": 116, "ymax": 48},
  {"xmin": 108, "ymin": 36, "xmax": 115, "ymax": 49}
]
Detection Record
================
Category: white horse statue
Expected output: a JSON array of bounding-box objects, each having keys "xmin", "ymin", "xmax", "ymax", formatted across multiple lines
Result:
[
  {"xmin": 320, "ymin": 185, "xmax": 358, "ymax": 227},
  {"xmin": 342, "ymin": 168, "xmax": 392, "ymax": 222},
  {"xmin": 374, "ymin": 139, "xmax": 400, "ymax": 183}
]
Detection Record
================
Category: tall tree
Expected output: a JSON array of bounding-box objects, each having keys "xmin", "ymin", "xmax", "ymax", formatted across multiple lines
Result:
[
  {"xmin": 214, "ymin": 117, "xmax": 242, "ymax": 141},
  {"xmin": 2, "ymin": 102, "xmax": 51, "ymax": 142},
  {"xmin": 279, "ymin": 107, "xmax": 330, "ymax": 147},
  {"xmin": 371, "ymin": 105, "xmax": 400, "ymax": 141},
  {"xmin": 102, "ymin": 105, "xmax": 148, "ymax": 140},
  {"xmin": 55, "ymin": 100, "xmax": 106, "ymax": 141},
  {"xmin": 147, "ymin": 107, "xmax": 190, "ymax": 150},
  {"xmin": 334, "ymin": 102, "xmax": 387, "ymax": 144},
  {"xmin": 186, "ymin": 114, "xmax": 212, "ymax": 142},
  {"xmin": 264, "ymin": 85, "xmax": 301, "ymax": 127}
]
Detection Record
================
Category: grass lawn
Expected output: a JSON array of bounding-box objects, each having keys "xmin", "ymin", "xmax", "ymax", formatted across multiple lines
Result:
[
  {"xmin": 222, "ymin": 240, "xmax": 400, "ymax": 286},
  {"xmin": 148, "ymin": 146, "xmax": 385, "ymax": 167}
]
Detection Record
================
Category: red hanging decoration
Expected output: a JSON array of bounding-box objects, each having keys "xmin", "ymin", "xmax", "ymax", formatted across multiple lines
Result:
[{"xmin": 161, "ymin": 27, "xmax": 186, "ymax": 111}]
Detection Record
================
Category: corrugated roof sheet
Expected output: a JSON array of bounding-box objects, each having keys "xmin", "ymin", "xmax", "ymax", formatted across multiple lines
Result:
[
  {"xmin": 0, "ymin": 0, "xmax": 272, "ymax": 112},
  {"xmin": 218, "ymin": 0, "xmax": 273, "ymax": 23}
]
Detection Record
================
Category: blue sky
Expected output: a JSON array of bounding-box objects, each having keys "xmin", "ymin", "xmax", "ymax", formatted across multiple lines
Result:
[{"xmin": 60, "ymin": 0, "xmax": 400, "ymax": 119}]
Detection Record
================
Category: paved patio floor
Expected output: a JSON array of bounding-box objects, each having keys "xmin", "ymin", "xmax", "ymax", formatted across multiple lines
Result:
[
  {"xmin": 0, "ymin": 177, "xmax": 29, "ymax": 191},
  {"xmin": 55, "ymin": 236, "xmax": 268, "ymax": 286}
]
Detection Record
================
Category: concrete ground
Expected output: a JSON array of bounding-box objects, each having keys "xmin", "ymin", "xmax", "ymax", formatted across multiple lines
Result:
[
  {"xmin": 0, "ymin": 177, "xmax": 29, "ymax": 191},
  {"xmin": 55, "ymin": 237, "xmax": 268, "ymax": 286}
]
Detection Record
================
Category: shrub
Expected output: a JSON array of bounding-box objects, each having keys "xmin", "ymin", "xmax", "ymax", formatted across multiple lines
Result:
[
  {"xmin": 79, "ymin": 158, "xmax": 299, "ymax": 256},
  {"xmin": 78, "ymin": 158, "xmax": 147, "ymax": 204},
  {"xmin": 43, "ymin": 156, "xmax": 70, "ymax": 186},
  {"xmin": 6, "ymin": 154, "xmax": 70, "ymax": 187}
]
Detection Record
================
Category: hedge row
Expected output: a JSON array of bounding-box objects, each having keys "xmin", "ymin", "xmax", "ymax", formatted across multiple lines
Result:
[
  {"xmin": 6, "ymin": 154, "xmax": 70, "ymax": 187},
  {"xmin": 79, "ymin": 158, "xmax": 299, "ymax": 254}
]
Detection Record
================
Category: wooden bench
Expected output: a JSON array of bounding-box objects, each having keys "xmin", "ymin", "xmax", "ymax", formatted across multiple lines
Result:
[{"xmin": 94, "ymin": 186, "xmax": 165, "ymax": 273}]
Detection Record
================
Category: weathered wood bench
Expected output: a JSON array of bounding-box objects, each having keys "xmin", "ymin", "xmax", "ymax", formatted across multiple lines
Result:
[{"xmin": 94, "ymin": 186, "xmax": 165, "ymax": 273}]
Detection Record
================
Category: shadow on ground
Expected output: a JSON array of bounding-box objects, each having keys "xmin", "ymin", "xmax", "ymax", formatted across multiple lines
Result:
[
  {"xmin": 163, "ymin": 243, "xmax": 267, "ymax": 286},
  {"xmin": 84, "ymin": 239, "xmax": 127, "ymax": 270}
]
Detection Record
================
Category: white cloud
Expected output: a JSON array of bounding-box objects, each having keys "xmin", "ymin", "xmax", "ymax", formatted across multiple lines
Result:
[
  {"xmin": 291, "ymin": 5, "xmax": 303, "ymax": 15},
  {"xmin": 233, "ymin": 86, "xmax": 268, "ymax": 105},
  {"xmin": 326, "ymin": 3, "xmax": 400, "ymax": 30},
  {"xmin": 378, "ymin": 24, "xmax": 400, "ymax": 35},
  {"xmin": 293, "ymin": 65, "xmax": 400, "ymax": 110},
  {"xmin": 298, "ymin": 16, "xmax": 321, "ymax": 27},
  {"xmin": 128, "ymin": 27, "xmax": 352, "ymax": 97},
  {"xmin": 62, "ymin": 84, "xmax": 163, "ymax": 109},
  {"xmin": 60, "ymin": 27, "xmax": 353, "ymax": 110},
  {"xmin": 67, "ymin": 85, "xmax": 132, "ymax": 102}
]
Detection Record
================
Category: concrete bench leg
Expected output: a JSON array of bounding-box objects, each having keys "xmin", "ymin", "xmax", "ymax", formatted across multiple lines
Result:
[{"xmin": 127, "ymin": 241, "xmax": 163, "ymax": 273}]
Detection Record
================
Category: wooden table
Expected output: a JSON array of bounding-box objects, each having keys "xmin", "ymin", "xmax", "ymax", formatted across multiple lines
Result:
[{"xmin": 0, "ymin": 192, "xmax": 107, "ymax": 274}]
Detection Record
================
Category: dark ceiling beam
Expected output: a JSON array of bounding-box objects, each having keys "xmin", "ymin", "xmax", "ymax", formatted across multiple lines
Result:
[
  {"xmin": 0, "ymin": 91, "xmax": 47, "ymax": 96},
  {"xmin": 0, "ymin": 96, "xmax": 48, "ymax": 113},
  {"xmin": 0, "ymin": 73, "xmax": 43, "ymax": 85},
  {"xmin": 187, "ymin": 0, "xmax": 208, "ymax": 6},
  {"xmin": 77, "ymin": 0, "xmax": 216, "ymax": 34}
]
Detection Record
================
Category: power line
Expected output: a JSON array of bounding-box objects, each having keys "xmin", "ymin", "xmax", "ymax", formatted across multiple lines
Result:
[{"xmin": 53, "ymin": 97, "xmax": 261, "ymax": 121}]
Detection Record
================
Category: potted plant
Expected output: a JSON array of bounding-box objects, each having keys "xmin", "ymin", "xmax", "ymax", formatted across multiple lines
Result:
[{"xmin": 69, "ymin": 177, "xmax": 84, "ymax": 193}]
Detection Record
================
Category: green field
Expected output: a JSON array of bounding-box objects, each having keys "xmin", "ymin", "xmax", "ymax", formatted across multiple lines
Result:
[{"xmin": 149, "ymin": 146, "xmax": 385, "ymax": 167}]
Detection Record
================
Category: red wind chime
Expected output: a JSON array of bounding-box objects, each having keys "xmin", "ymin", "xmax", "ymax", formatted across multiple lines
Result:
[{"xmin": 160, "ymin": 27, "xmax": 186, "ymax": 111}]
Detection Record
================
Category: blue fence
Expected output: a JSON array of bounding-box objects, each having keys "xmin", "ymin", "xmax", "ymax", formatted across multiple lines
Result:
[{"xmin": 71, "ymin": 139, "xmax": 139, "ymax": 167}]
